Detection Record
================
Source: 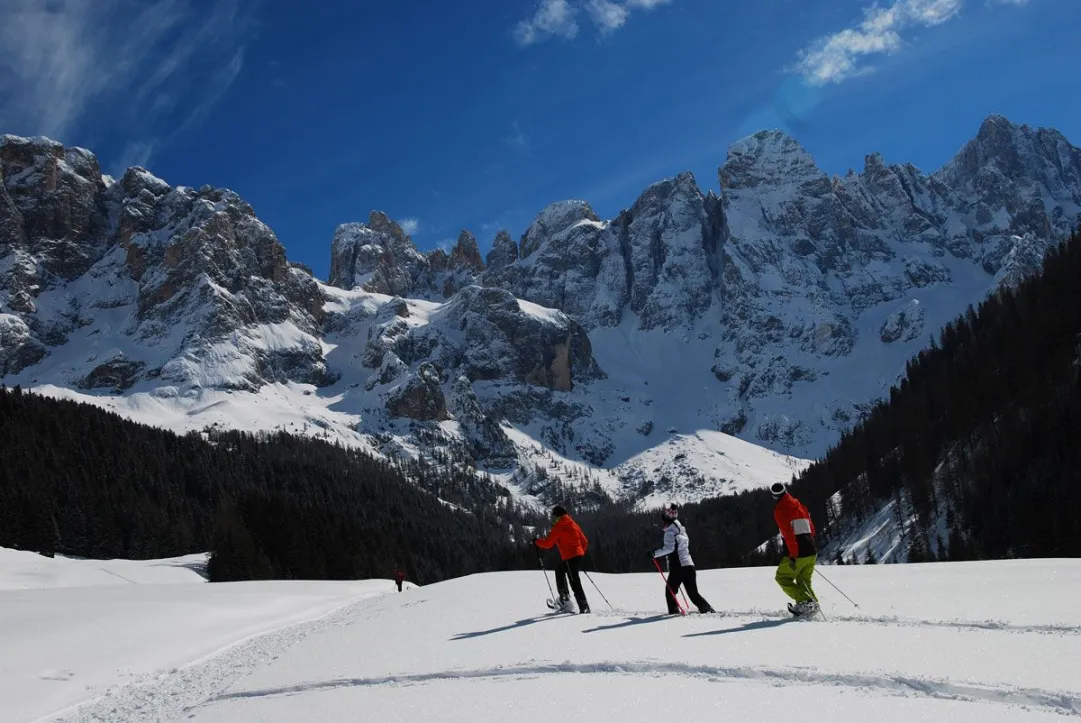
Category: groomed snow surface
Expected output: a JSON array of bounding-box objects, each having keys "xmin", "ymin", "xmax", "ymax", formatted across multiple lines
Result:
[{"xmin": 2, "ymin": 550, "xmax": 1079, "ymax": 722}]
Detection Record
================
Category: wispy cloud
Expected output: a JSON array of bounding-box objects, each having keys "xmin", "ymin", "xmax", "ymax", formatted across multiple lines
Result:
[
  {"xmin": 398, "ymin": 218, "xmax": 420, "ymax": 236},
  {"xmin": 585, "ymin": 0, "xmax": 630, "ymax": 34},
  {"xmin": 515, "ymin": 0, "xmax": 579, "ymax": 46},
  {"xmin": 0, "ymin": 0, "xmax": 254, "ymax": 172},
  {"xmin": 515, "ymin": 0, "xmax": 672, "ymax": 45},
  {"xmin": 794, "ymin": 0, "xmax": 968, "ymax": 86},
  {"xmin": 501, "ymin": 121, "xmax": 529, "ymax": 152}
]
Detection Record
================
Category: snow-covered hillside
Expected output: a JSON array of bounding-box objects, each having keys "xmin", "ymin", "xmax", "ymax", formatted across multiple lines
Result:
[
  {"xmin": 0, "ymin": 547, "xmax": 208, "ymax": 590},
  {"xmin": 5, "ymin": 553, "xmax": 1078, "ymax": 722},
  {"xmin": 4, "ymin": 115, "xmax": 1080, "ymax": 507}
]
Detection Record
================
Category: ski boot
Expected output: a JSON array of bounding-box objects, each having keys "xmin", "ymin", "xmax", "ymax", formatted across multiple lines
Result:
[{"xmin": 576, "ymin": 599, "xmax": 590, "ymax": 614}]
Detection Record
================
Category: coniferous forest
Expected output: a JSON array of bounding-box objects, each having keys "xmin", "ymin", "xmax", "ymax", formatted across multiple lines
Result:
[
  {"xmin": 785, "ymin": 228, "xmax": 1081, "ymax": 562},
  {"xmin": 0, "ymin": 385, "xmax": 783, "ymax": 581},
  {"xmin": 2, "ymin": 229, "xmax": 1079, "ymax": 582},
  {"xmin": 0, "ymin": 389, "xmax": 533, "ymax": 583}
]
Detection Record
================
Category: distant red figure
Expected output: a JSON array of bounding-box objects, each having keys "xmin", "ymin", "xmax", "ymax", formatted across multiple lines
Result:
[{"xmin": 394, "ymin": 569, "xmax": 406, "ymax": 592}]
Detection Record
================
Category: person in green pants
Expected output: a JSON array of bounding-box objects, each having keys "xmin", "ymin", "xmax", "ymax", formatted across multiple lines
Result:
[{"xmin": 770, "ymin": 482, "xmax": 819, "ymax": 616}]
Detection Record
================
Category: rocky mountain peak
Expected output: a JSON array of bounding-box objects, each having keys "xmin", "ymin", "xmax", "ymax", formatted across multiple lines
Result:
[
  {"xmin": 486, "ymin": 230, "xmax": 518, "ymax": 270},
  {"xmin": 119, "ymin": 166, "xmax": 172, "ymax": 198},
  {"xmin": 327, "ymin": 212, "xmax": 427, "ymax": 295},
  {"xmin": 936, "ymin": 115, "xmax": 1081, "ymax": 206},
  {"xmin": 1, "ymin": 134, "xmax": 331, "ymax": 390},
  {"xmin": 719, "ymin": 129, "xmax": 824, "ymax": 191},
  {"xmin": 449, "ymin": 230, "xmax": 485, "ymax": 272},
  {"xmin": 367, "ymin": 210, "xmax": 407, "ymax": 237},
  {"xmin": 520, "ymin": 200, "xmax": 600, "ymax": 258},
  {"xmin": 1, "ymin": 134, "xmax": 110, "ymax": 283}
]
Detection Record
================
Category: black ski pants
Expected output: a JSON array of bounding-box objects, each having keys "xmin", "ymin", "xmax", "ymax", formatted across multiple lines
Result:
[
  {"xmin": 556, "ymin": 555, "xmax": 588, "ymax": 605},
  {"xmin": 665, "ymin": 564, "xmax": 713, "ymax": 614}
]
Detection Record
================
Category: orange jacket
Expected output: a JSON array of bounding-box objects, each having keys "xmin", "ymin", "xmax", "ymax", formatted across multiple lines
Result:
[
  {"xmin": 535, "ymin": 514, "xmax": 589, "ymax": 560},
  {"xmin": 774, "ymin": 493, "xmax": 816, "ymax": 559}
]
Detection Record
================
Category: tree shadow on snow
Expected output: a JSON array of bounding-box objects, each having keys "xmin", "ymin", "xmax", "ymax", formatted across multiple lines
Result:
[
  {"xmin": 451, "ymin": 615, "xmax": 566, "ymax": 640},
  {"xmin": 682, "ymin": 618, "xmax": 794, "ymax": 638},
  {"xmin": 582, "ymin": 614, "xmax": 673, "ymax": 633}
]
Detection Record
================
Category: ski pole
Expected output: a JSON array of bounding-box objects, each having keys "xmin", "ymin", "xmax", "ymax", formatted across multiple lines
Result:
[
  {"xmin": 800, "ymin": 578, "xmax": 827, "ymax": 620},
  {"xmin": 535, "ymin": 545, "xmax": 555, "ymax": 602},
  {"xmin": 815, "ymin": 568, "xmax": 860, "ymax": 609},
  {"xmin": 652, "ymin": 557, "xmax": 687, "ymax": 616},
  {"xmin": 582, "ymin": 570, "xmax": 614, "ymax": 610}
]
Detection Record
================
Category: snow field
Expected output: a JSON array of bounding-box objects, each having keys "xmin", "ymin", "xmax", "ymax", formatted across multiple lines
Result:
[
  {"xmin": 12, "ymin": 559, "xmax": 1070, "ymax": 722},
  {"xmin": 0, "ymin": 550, "xmax": 396, "ymax": 723},
  {"xmin": 0, "ymin": 548, "xmax": 208, "ymax": 590}
]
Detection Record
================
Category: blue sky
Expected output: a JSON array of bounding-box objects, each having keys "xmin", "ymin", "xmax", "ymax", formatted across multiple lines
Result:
[{"xmin": 1, "ymin": 0, "xmax": 1079, "ymax": 279}]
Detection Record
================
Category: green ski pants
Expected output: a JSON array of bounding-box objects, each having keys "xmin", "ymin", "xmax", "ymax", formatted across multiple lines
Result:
[{"xmin": 775, "ymin": 554, "xmax": 817, "ymax": 603}]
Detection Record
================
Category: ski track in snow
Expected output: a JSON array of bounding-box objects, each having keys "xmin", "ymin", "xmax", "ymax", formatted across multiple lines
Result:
[
  {"xmin": 45, "ymin": 595, "xmax": 390, "ymax": 723},
  {"xmin": 202, "ymin": 661, "xmax": 1081, "ymax": 716},
  {"xmin": 585, "ymin": 609, "xmax": 1081, "ymax": 637},
  {"xmin": 43, "ymin": 604, "xmax": 1081, "ymax": 722}
]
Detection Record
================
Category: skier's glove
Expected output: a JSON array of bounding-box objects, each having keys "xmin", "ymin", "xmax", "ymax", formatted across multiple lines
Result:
[{"xmin": 787, "ymin": 557, "xmax": 797, "ymax": 569}]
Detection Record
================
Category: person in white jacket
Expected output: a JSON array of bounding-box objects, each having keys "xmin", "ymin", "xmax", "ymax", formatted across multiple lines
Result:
[{"xmin": 652, "ymin": 503, "xmax": 715, "ymax": 614}]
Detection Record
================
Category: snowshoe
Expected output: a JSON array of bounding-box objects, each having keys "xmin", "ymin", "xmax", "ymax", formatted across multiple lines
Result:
[
  {"xmin": 788, "ymin": 600, "xmax": 820, "ymax": 617},
  {"xmin": 546, "ymin": 596, "xmax": 576, "ymax": 613}
]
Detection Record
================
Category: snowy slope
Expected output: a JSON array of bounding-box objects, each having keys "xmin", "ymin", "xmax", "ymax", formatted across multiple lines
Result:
[
  {"xmin": 9, "ymin": 558, "xmax": 1079, "ymax": 722},
  {"xmin": 0, "ymin": 548, "xmax": 398, "ymax": 723},
  {"xmin": 0, "ymin": 548, "xmax": 208, "ymax": 590}
]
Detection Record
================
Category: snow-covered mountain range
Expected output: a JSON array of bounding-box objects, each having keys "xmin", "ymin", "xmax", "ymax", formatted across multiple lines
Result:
[{"xmin": 2, "ymin": 116, "xmax": 1079, "ymax": 506}]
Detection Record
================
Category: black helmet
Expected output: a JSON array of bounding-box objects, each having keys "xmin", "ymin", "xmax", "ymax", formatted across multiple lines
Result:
[
  {"xmin": 551, "ymin": 504, "xmax": 567, "ymax": 518},
  {"xmin": 662, "ymin": 503, "xmax": 679, "ymax": 521},
  {"xmin": 770, "ymin": 482, "xmax": 787, "ymax": 499}
]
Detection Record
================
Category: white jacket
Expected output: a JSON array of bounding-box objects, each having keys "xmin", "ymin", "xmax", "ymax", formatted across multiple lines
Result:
[{"xmin": 653, "ymin": 520, "xmax": 694, "ymax": 568}]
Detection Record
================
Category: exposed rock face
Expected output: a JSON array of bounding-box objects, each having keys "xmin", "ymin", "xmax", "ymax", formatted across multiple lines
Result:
[
  {"xmin": 4, "ymin": 115, "xmax": 1081, "ymax": 487},
  {"xmin": 359, "ymin": 286, "xmax": 602, "ymax": 392},
  {"xmin": 449, "ymin": 230, "xmax": 484, "ymax": 272},
  {"xmin": 482, "ymin": 175, "xmax": 723, "ymax": 331},
  {"xmin": 0, "ymin": 314, "xmax": 46, "ymax": 374},
  {"xmin": 328, "ymin": 212, "xmax": 429, "ymax": 296},
  {"xmin": 447, "ymin": 375, "xmax": 516, "ymax": 464},
  {"xmin": 880, "ymin": 301, "xmax": 926, "ymax": 344},
  {"xmin": 708, "ymin": 117, "xmax": 1081, "ymax": 451},
  {"xmin": 77, "ymin": 357, "xmax": 146, "ymax": 391},
  {"xmin": 328, "ymin": 219, "xmax": 485, "ymax": 300},
  {"xmin": 0, "ymin": 134, "xmax": 331, "ymax": 391},
  {"xmin": 485, "ymin": 230, "xmax": 519, "ymax": 270},
  {"xmin": 482, "ymin": 201, "xmax": 607, "ymax": 326},
  {"xmin": 386, "ymin": 362, "xmax": 449, "ymax": 421}
]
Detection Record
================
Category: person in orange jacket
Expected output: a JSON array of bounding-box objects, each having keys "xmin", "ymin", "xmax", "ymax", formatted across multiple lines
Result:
[
  {"xmin": 534, "ymin": 504, "xmax": 591, "ymax": 614},
  {"xmin": 770, "ymin": 482, "xmax": 820, "ymax": 616}
]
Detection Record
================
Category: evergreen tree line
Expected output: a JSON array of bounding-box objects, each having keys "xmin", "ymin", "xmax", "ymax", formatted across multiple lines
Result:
[
  {"xmin": 0, "ymin": 383, "xmax": 789, "ymax": 582},
  {"xmin": 0, "ymin": 389, "xmax": 530, "ymax": 583},
  {"xmin": 787, "ymin": 228, "xmax": 1081, "ymax": 562},
  {"xmin": 7, "ymin": 231, "xmax": 1077, "ymax": 582}
]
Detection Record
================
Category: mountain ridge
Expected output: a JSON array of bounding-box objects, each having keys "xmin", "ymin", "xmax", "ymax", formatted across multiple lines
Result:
[{"xmin": 3, "ymin": 115, "xmax": 1079, "ymax": 506}]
